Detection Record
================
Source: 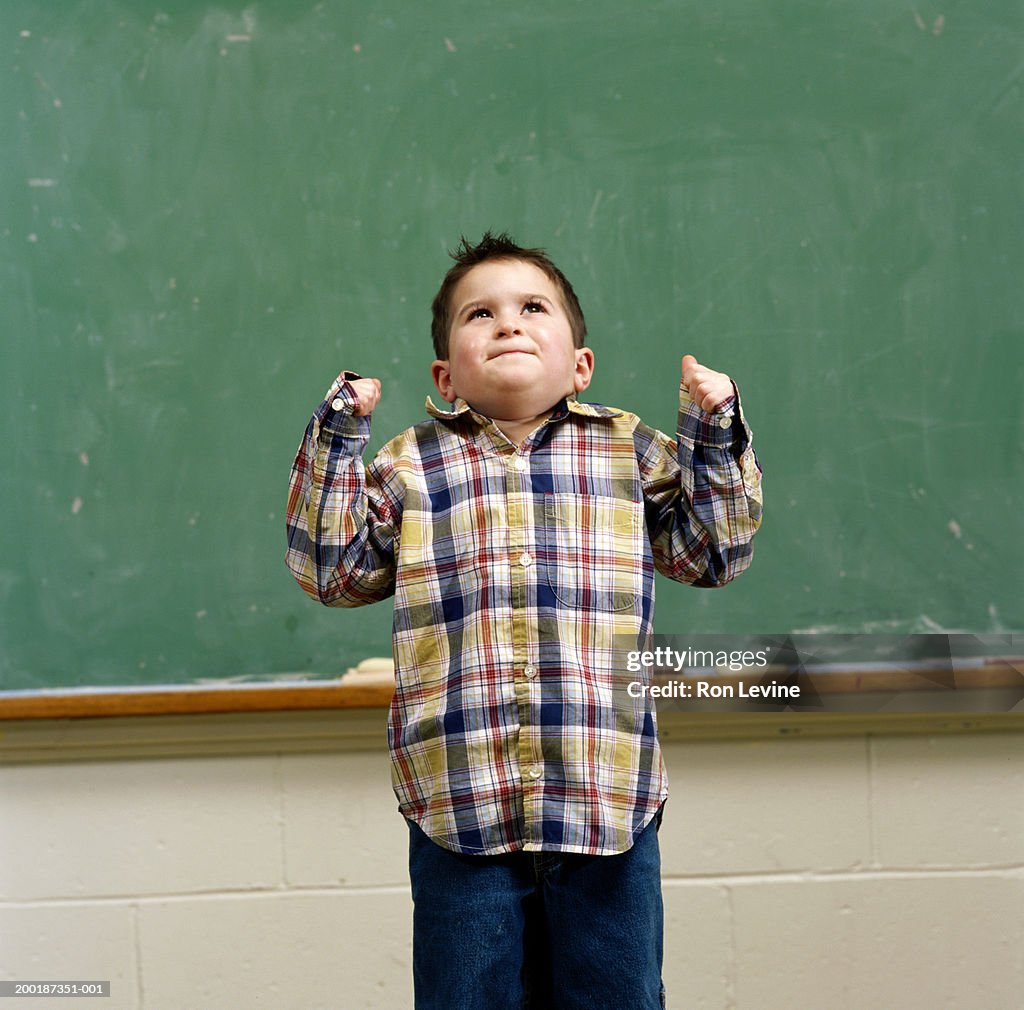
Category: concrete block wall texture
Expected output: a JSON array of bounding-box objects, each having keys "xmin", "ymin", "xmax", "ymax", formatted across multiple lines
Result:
[
  {"xmin": 659, "ymin": 734, "xmax": 1024, "ymax": 1009},
  {"xmin": 1, "ymin": 732, "xmax": 1022, "ymax": 1010}
]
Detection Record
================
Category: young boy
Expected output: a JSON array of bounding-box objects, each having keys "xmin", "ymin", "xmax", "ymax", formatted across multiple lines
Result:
[{"xmin": 285, "ymin": 232, "xmax": 763, "ymax": 1009}]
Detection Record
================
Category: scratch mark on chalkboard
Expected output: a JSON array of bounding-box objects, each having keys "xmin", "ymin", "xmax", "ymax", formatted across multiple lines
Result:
[
  {"xmin": 912, "ymin": 11, "xmax": 945, "ymax": 35},
  {"xmin": 854, "ymin": 454, "xmax": 875, "ymax": 510},
  {"xmin": 353, "ymin": 43, "xmax": 362, "ymax": 54},
  {"xmin": 34, "ymin": 74, "xmax": 62, "ymax": 108},
  {"xmin": 27, "ymin": 178, "xmax": 57, "ymax": 188},
  {"xmin": 947, "ymin": 519, "xmax": 962, "ymax": 539},
  {"xmin": 683, "ymin": 242, "xmax": 783, "ymax": 332},
  {"xmin": 138, "ymin": 358, "xmax": 183, "ymax": 370},
  {"xmin": 587, "ymin": 190, "xmax": 604, "ymax": 229},
  {"xmin": 846, "ymin": 343, "xmax": 901, "ymax": 371},
  {"xmin": 445, "ymin": 38, "xmax": 457, "ymax": 52},
  {"xmin": 196, "ymin": 610, "xmax": 208, "ymax": 620},
  {"xmin": 80, "ymin": 452, "xmax": 89, "ymax": 466},
  {"xmin": 850, "ymin": 420, "xmax": 987, "ymax": 456},
  {"xmin": 687, "ymin": 242, "xmax": 780, "ymax": 294},
  {"xmin": 795, "ymin": 614, "xmax": 954, "ymax": 634},
  {"xmin": 226, "ymin": 34, "xmax": 252, "ymax": 43},
  {"xmin": 71, "ymin": 497, "xmax": 83, "ymax": 515},
  {"xmin": 982, "ymin": 63, "xmax": 1024, "ymax": 116}
]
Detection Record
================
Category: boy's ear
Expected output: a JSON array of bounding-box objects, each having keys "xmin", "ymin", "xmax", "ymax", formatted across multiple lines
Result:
[
  {"xmin": 572, "ymin": 347, "xmax": 595, "ymax": 394},
  {"xmin": 431, "ymin": 360, "xmax": 458, "ymax": 403}
]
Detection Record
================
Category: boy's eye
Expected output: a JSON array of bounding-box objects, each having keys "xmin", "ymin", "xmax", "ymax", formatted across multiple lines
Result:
[
  {"xmin": 523, "ymin": 301, "xmax": 545, "ymax": 313},
  {"xmin": 468, "ymin": 307, "xmax": 492, "ymax": 320}
]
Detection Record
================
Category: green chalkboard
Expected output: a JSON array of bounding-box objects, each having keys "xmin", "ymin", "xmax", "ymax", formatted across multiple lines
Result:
[{"xmin": 2, "ymin": 1, "xmax": 1022, "ymax": 692}]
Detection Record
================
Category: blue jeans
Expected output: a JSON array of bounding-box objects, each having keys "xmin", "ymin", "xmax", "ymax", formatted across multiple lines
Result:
[{"xmin": 407, "ymin": 808, "xmax": 666, "ymax": 1010}]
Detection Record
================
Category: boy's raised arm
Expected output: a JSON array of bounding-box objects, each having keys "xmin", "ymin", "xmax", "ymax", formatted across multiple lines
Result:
[
  {"xmin": 284, "ymin": 370, "xmax": 398, "ymax": 607},
  {"xmin": 638, "ymin": 355, "xmax": 763, "ymax": 588}
]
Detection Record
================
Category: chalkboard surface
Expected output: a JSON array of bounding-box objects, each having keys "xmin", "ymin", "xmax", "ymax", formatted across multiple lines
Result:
[{"xmin": 3, "ymin": 1, "xmax": 1021, "ymax": 692}]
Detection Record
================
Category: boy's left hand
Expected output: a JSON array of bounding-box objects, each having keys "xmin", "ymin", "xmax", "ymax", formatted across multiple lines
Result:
[{"xmin": 681, "ymin": 355, "xmax": 734, "ymax": 413}]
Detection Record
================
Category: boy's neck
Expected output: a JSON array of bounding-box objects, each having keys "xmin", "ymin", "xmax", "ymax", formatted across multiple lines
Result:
[
  {"xmin": 492, "ymin": 409, "xmax": 554, "ymax": 448},
  {"xmin": 489, "ymin": 409, "xmax": 548, "ymax": 444}
]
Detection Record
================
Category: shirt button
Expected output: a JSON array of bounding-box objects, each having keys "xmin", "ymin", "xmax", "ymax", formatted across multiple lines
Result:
[
  {"xmin": 519, "ymin": 552, "xmax": 533, "ymax": 568},
  {"xmin": 718, "ymin": 415, "xmax": 732, "ymax": 429},
  {"xmin": 513, "ymin": 455, "xmax": 528, "ymax": 471},
  {"xmin": 524, "ymin": 664, "xmax": 537, "ymax": 679},
  {"xmin": 526, "ymin": 765, "xmax": 543, "ymax": 780},
  {"xmin": 331, "ymin": 397, "xmax": 346, "ymax": 411}
]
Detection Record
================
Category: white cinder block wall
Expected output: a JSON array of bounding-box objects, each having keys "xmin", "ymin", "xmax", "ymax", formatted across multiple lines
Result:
[{"xmin": 2, "ymin": 727, "xmax": 1022, "ymax": 1010}]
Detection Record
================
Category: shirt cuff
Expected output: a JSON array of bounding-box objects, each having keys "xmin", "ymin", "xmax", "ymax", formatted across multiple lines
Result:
[
  {"xmin": 678, "ymin": 380, "xmax": 750, "ymax": 449},
  {"xmin": 315, "ymin": 370, "xmax": 367, "ymax": 436}
]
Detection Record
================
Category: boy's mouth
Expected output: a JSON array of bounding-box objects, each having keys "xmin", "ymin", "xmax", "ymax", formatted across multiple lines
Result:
[{"xmin": 490, "ymin": 348, "xmax": 534, "ymax": 359}]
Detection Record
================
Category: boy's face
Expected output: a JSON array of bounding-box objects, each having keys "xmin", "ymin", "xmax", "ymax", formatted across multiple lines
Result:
[{"xmin": 431, "ymin": 259, "xmax": 594, "ymax": 421}]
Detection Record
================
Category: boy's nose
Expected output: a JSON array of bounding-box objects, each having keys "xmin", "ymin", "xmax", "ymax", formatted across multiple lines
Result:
[{"xmin": 495, "ymin": 315, "xmax": 523, "ymax": 336}]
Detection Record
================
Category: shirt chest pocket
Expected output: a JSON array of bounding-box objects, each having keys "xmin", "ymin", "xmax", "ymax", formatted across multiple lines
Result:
[{"xmin": 542, "ymin": 493, "xmax": 644, "ymax": 612}]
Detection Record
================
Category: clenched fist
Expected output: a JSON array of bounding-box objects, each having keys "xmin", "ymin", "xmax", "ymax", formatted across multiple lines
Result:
[
  {"xmin": 349, "ymin": 377, "xmax": 382, "ymax": 416},
  {"xmin": 681, "ymin": 355, "xmax": 733, "ymax": 413}
]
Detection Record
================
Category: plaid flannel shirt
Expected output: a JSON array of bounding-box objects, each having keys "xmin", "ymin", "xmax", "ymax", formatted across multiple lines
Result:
[{"xmin": 285, "ymin": 372, "xmax": 763, "ymax": 855}]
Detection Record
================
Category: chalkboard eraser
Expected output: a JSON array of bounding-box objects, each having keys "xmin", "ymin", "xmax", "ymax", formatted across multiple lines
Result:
[{"xmin": 341, "ymin": 657, "xmax": 395, "ymax": 687}]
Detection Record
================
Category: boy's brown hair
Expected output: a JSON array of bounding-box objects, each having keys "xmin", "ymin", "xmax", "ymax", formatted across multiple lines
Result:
[{"xmin": 430, "ymin": 231, "xmax": 588, "ymax": 359}]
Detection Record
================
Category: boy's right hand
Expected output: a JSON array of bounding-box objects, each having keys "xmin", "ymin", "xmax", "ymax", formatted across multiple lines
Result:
[{"xmin": 349, "ymin": 377, "xmax": 382, "ymax": 416}]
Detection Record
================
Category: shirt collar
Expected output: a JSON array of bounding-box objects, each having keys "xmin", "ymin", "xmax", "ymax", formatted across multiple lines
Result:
[{"xmin": 424, "ymin": 393, "xmax": 622, "ymax": 425}]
